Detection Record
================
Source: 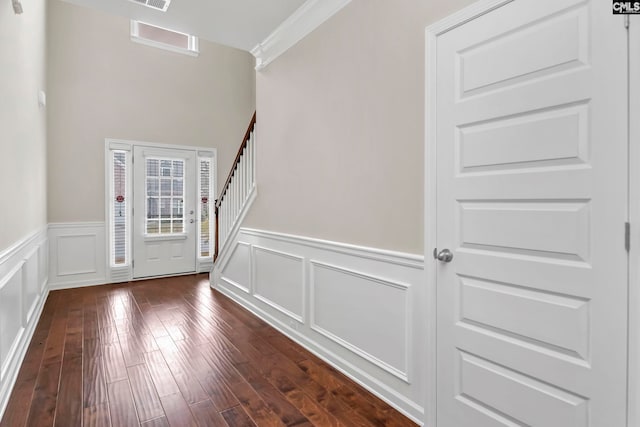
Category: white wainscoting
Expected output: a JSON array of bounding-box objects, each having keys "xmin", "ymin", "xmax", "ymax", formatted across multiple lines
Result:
[
  {"xmin": 253, "ymin": 246, "xmax": 305, "ymax": 323},
  {"xmin": 220, "ymin": 241, "xmax": 252, "ymax": 293},
  {"xmin": 212, "ymin": 228, "xmax": 426, "ymax": 424},
  {"xmin": 0, "ymin": 227, "xmax": 49, "ymax": 420},
  {"xmin": 310, "ymin": 260, "xmax": 411, "ymax": 382},
  {"xmin": 49, "ymin": 222, "xmax": 211, "ymax": 287},
  {"xmin": 48, "ymin": 222, "xmax": 107, "ymax": 289}
]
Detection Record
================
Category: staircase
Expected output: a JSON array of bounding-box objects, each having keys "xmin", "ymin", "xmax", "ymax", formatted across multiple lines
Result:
[{"xmin": 214, "ymin": 112, "xmax": 256, "ymax": 261}]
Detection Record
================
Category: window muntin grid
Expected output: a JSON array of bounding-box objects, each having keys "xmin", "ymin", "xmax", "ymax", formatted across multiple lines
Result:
[{"xmin": 145, "ymin": 157, "xmax": 185, "ymax": 235}]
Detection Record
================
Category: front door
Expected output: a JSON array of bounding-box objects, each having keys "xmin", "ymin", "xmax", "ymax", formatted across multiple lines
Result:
[
  {"xmin": 132, "ymin": 146, "xmax": 197, "ymax": 278},
  {"xmin": 434, "ymin": 0, "xmax": 628, "ymax": 425}
]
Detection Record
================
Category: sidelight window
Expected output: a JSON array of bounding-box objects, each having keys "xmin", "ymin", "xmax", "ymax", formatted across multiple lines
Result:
[
  {"xmin": 109, "ymin": 150, "xmax": 130, "ymax": 267},
  {"xmin": 198, "ymin": 158, "xmax": 213, "ymax": 258}
]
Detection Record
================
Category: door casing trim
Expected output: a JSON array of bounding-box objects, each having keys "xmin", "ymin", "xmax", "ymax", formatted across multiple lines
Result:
[{"xmin": 103, "ymin": 138, "xmax": 217, "ymax": 282}]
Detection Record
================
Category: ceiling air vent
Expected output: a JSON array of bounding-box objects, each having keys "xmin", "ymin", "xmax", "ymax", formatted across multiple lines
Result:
[{"xmin": 129, "ymin": 0, "xmax": 171, "ymax": 12}]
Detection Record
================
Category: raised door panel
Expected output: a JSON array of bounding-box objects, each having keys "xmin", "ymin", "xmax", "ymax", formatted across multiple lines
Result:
[{"xmin": 434, "ymin": 0, "xmax": 628, "ymax": 425}]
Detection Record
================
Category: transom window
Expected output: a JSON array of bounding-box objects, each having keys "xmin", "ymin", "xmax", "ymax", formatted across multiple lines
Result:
[
  {"xmin": 145, "ymin": 158, "xmax": 185, "ymax": 235},
  {"xmin": 131, "ymin": 20, "xmax": 199, "ymax": 56}
]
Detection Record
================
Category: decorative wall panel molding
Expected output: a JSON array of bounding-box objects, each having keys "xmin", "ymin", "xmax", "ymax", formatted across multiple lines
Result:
[
  {"xmin": 212, "ymin": 228, "xmax": 425, "ymax": 423},
  {"xmin": 253, "ymin": 246, "xmax": 305, "ymax": 323},
  {"xmin": 0, "ymin": 227, "xmax": 49, "ymax": 420},
  {"xmin": 48, "ymin": 222, "xmax": 107, "ymax": 289},
  {"xmin": 309, "ymin": 260, "xmax": 411, "ymax": 381},
  {"xmin": 220, "ymin": 241, "xmax": 252, "ymax": 293}
]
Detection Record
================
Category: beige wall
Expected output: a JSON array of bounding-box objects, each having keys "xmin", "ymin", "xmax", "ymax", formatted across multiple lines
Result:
[
  {"xmin": 47, "ymin": 0, "xmax": 256, "ymax": 223},
  {"xmin": 243, "ymin": 0, "xmax": 475, "ymax": 255},
  {"xmin": 0, "ymin": 0, "xmax": 48, "ymax": 252}
]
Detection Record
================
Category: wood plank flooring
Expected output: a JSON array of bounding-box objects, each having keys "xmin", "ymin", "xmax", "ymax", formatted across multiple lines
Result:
[{"xmin": 0, "ymin": 274, "xmax": 417, "ymax": 427}]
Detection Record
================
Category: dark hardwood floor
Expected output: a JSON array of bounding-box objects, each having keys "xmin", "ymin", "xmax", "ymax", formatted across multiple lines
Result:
[{"xmin": 0, "ymin": 274, "xmax": 417, "ymax": 426}]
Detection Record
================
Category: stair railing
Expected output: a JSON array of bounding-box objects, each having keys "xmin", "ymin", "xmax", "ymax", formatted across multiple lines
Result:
[{"xmin": 214, "ymin": 112, "xmax": 256, "ymax": 261}]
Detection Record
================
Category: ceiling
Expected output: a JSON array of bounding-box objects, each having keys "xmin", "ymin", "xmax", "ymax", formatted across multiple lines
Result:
[{"xmin": 60, "ymin": 0, "xmax": 307, "ymax": 52}]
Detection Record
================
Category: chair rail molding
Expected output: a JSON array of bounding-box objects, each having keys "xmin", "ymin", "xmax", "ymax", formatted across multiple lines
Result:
[
  {"xmin": 211, "ymin": 228, "xmax": 425, "ymax": 424},
  {"xmin": 0, "ymin": 226, "xmax": 49, "ymax": 421},
  {"xmin": 250, "ymin": 0, "xmax": 352, "ymax": 71}
]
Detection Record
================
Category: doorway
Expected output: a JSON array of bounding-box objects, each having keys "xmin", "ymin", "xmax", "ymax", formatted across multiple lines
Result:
[
  {"xmin": 105, "ymin": 140, "xmax": 216, "ymax": 281},
  {"xmin": 132, "ymin": 146, "xmax": 197, "ymax": 278}
]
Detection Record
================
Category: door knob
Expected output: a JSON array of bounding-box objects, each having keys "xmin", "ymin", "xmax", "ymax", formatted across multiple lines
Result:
[{"xmin": 433, "ymin": 248, "xmax": 454, "ymax": 263}]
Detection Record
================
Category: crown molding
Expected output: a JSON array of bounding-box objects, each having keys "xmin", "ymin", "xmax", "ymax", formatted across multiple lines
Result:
[{"xmin": 251, "ymin": 0, "xmax": 351, "ymax": 71}]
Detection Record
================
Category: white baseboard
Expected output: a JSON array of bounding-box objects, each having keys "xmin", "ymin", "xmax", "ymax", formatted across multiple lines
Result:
[
  {"xmin": 47, "ymin": 222, "xmax": 213, "ymax": 287},
  {"xmin": 0, "ymin": 227, "xmax": 49, "ymax": 421},
  {"xmin": 212, "ymin": 228, "xmax": 426, "ymax": 424}
]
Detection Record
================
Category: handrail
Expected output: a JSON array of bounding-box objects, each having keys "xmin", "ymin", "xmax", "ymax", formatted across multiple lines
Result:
[
  {"xmin": 214, "ymin": 111, "xmax": 256, "ymax": 261},
  {"xmin": 215, "ymin": 111, "xmax": 256, "ymax": 211}
]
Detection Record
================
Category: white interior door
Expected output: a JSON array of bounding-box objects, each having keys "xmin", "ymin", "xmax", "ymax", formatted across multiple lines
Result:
[
  {"xmin": 133, "ymin": 146, "xmax": 197, "ymax": 278},
  {"xmin": 433, "ymin": 0, "xmax": 628, "ymax": 425}
]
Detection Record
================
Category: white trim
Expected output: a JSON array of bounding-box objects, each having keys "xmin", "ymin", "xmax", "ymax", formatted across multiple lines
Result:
[
  {"xmin": 424, "ymin": 1, "xmax": 513, "ymax": 426},
  {"xmin": 628, "ymin": 13, "xmax": 640, "ymax": 427},
  {"xmin": 0, "ymin": 260, "xmax": 26, "ymax": 378},
  {"xmin": 212, "ymin": 228, "xmax": 425, "ymax": 422},
  {"xmin": 212, "ymin": 283, "xmax": 424, "ymax": 425},
  {"xmin": 143, "ymin": 234, "xmax": 187, "ymax": 242},
  {"xmin": 105, "ymin": 138, "xmax": 218, "ymax": 155},
  {"xmin": 240, "ymin": 228, "xmax": 424, "ymax": 269},
  {"xmin": 0, "ymin": 286, "xmax": 48, "ymax": 416},
  {"xmin": 105, "ymin": 144, "xmax": 132, "ymax": 282},
  {"xmin": 218, "ymin": 241, "xmax": 252, "ymax": 293},
  {"xmin": 105, "ymin": 139, "xmax": 217, "ymax": 282},
  {"xmin": 197, "ymin": 155, "xmax": 215, "ymax": 261},
  {"xmin": 250, "ymin": 0, "xmax": 351, "ymax": 71},
  {"xmin": 47, "ymin": 278, "xmax": 108, "ymax": 291},
  {"xmin": 108, "ymin": 141, "xmax": 134, "ymax": 151},
  {"xmin": 48, "ymin": 222, "xmax": 105, "ymax": 230},
  {"xmin": 217, "ymin": 185, "xmax": 257, "ymax": 259},
  {"xmin": 48, "ymin": 222, "xmax": 107, "ymax": 288},
  {"xmin": 309, "ymin": 259, "xmax": 411, "ymax": 291},
  {"xmin": 0, "ymin": 228, "xmax": 45, "ymax": 267},
  {"xmin": 0, "ymin": 227, "xmax": 49, "ymax": 421},
  {"xmin": 197, "ymin": 260, "xmax": 213, "ymax": 274},
  {"xmin": 424, "ymin": 0, "xmax": 512, "ymax": 37},
  {"xmin": 253, "ymin": 294, "xmax": 304, "ymax": 323},
  {"xmin": 252, "ymin": 245, "xmax": 305, "ymax": 324},
  {"xmin": 56, "ymin": 234, "xmax": 99, "ymax": 276},
  {"xmin": 220, "ymin": 276, "xmax": 249, "ymax": 294},
  {"xmin": 309, "ymin": 259, "xmax": 411, "ymax": 383},
  {"xmin": 253, "ymin": 244, "xmax": 302, "ymax": 263},
  {"xmin": 22, "ymin": 246, "xmax": 40, "ymax": 325}
]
